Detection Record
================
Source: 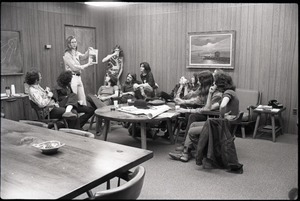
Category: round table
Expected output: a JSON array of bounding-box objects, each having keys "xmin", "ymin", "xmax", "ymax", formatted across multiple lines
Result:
[{"xmin": 94, "ymin": 103, "xmax": 179, "ymax": 149}]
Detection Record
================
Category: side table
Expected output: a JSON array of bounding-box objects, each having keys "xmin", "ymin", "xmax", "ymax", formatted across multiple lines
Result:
[{"xmin": 252, "ymin": 107, "xmax": 286, "ymax": 142}]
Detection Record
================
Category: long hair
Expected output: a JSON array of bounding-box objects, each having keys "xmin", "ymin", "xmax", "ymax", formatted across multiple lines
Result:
[
  {"xmin": 112, "ymin": 45, "xmax": 124, "ymax": 57},
  {"xmin": 65, "ymin": 35, "xmax": 77, "ymax": 52},
  {"xmin": 25, "ymin": 70, "xmax": 40, "ymax": 85},
  {"xmin": 140, "ymin": 62, "xmax": 151, "ymax": 73},
  {"xmin": 126, "ymin": 72, "xmax": 137, "ymax": 84},
  {"xmin": 197, "ymin": 70, "xmax": 214, "ymax": 104},
  {"xmin": 106, "ymin": 74, "xmax": 117, "ymax": 86},
  {"xmin": 214, "ymin": 72, "xmax": 236, "ymax": 92},
  {"xmin": 57, "ymin": 71, "xmax": 73, "ymax": 88}
]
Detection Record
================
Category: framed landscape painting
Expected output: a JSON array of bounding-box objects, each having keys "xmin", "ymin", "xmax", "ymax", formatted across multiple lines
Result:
[{"xmin": 186, "ymin": 30, "xmax": 235, "ymax": 69}]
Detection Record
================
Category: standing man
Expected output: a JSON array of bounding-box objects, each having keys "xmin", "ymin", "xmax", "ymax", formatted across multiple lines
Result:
[{"xmin": 63, "ymin": 35, "xmax": 94, "ymax": 106}]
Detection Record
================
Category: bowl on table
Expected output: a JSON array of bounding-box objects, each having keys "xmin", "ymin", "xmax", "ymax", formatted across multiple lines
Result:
[{"xmin": 32, "ymin": 140, "xmax": 65, "ymax": 155}]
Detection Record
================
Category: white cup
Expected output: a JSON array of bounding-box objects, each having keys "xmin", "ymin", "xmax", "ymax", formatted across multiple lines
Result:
[
  {"xmin": 114, "ymin": 100, "xmax": 118, "ymax": 108},
  {"xmin": 10, "ymin": 84, "xmax": 15, "ymax": 96},
  {"xmin": 127, "ymin": 99, "xmax": 132, "ymax": 104}
]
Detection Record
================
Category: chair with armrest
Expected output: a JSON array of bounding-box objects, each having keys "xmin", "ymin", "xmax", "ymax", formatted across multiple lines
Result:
[
  {"xmin": 29, "ymin": 100, "xmax": 62, "ymax": 130},
  {"xmin": 235, "ymin": 88, "xmax": 262, "ymax": 138},
  {"xmin": 59, "ymin": 128, "xmax": 95, "ymax": 138},
  {"xmin": 87, "ymin": 166, "xmax": 146, "ymax": 200}
]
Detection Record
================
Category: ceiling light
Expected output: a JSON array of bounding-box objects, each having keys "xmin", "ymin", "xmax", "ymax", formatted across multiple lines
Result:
[{"xmin": 84, "ymin": 2, "xmax": 132, "ymax": 7}]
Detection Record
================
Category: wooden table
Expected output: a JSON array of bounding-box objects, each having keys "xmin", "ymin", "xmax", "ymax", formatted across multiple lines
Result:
[
  {"xmin": 1, "ymin": 118, "xmax": 153, "ymax": 199},
  {"xmin": 252, "ymin": 107, "xmax": 286, "ymax": 142},
  {"xmin": 94, "ymin": 104, "xmax": 179, "ymax": 149}
]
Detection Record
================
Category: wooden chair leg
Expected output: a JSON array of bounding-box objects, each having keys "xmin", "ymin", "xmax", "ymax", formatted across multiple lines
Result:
[
  {"xmin": 232, "ymin": 125, "xmax": 238, "ymax": 137},
  {"xmin": 63, "ymin": 118, "xmax": 69, "ymax": 128},
  {"xmin": 241, "ymin": 126, "xmax": 246, "ymax": 138},
  {"xmin": 89, "ymin": 114, "xmax": 95, "ymax": 130},
  {"xmin": 86, "ymin": 190, "xmax": 93, "ymax": 198},
  {"xmin": 53, "ymin": 122, "xmax": 58, "ymax": 130},
  {"xmin": 106, "ymin": 180, "xmax": 111, "ymax": 189},
  {"xmin": 175, "ymin": 121, "xmax": 183, "ymax": 144}
]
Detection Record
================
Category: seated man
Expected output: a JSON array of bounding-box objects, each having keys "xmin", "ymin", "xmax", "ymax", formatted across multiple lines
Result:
[
  {"xmin": 25, "ymin": 70, "xmax": 75, "ymax": 128},
  {"xmin": 157, "ymin": 76, "xmax": 189, "ymax": 102},
  {"xmin": 119, "ymin": 72, "xmax": 142, "ymax": 104},
  {"xmin": 53, "ymin": 71, "xmax": 95, "ymax": 130}
]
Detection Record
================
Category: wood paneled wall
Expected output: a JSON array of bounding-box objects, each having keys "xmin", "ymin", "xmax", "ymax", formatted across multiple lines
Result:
[
  {"xmin": 104, "ymin": 3, "xmax": 298, "ymax": 134},
  {"xmin": 1, "ymin": 2, "xmax": 108, "ymax": 95},
  {"xmin": 1, "ymin": 3, "xmax": 298, "ymax": 134}
]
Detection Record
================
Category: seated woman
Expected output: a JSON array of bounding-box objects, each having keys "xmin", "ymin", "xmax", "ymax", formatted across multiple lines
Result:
[
  {"xmin": 174, "ymin": 70, "xmax": 213, "ymax": 107},
  {"xmin": 169, "ymin": 71, "xmax": 240, "ymax": 165},
  {"xmin": 157, "ymin": 76, "xmax": 189, "ymax": 102},
  {"xmin": 25, "ymin": 70, "xmax": 75, "ymax": 129},
  {"xmin": 134, "ymin": 62, "xmax": 156, "ymax": 99},
  {"xmin": 119, "ymin": 72, "xmax": 142, "ymax": 104},
  {"xmin": 86, "ymin": 73, "xmax": 119, "ymax": 110},
  {"xmin": 53, "ymin": 71, "xmax": 95, "ymax": 130},
  {"xmin": 181, "ymin": 73, "xmax": 200, "ymax": 100},
  {"xmin": 170, "ymin": 70, "xmax": 221, "ymax": 142}
]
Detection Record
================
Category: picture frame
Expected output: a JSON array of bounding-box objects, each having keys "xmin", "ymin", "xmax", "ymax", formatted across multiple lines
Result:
[
  {"xmin": 1, "ymin": 30, "xmax": 24, "ymax": 75},
  {"xmin": 186, "ymin": 30, "xmax": 235, "ymax": 69}
]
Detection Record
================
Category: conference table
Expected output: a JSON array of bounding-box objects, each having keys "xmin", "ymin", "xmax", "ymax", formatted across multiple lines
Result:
[
  {"xmin": 1, "ymin": 118, "xmax": 153, "ymax": 199},
  {"xmin": 94, "ymin": 103, "xmax": 180, "ymax": 149}
]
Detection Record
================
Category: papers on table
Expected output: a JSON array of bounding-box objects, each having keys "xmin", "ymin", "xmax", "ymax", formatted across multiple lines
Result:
[
  {"xmin": 117, "ymin": 105, "xmax": 171, "ymax": 119},
  {"xmin": 255, "ymin": 105, "xmax": 280, "ymax": 113}
]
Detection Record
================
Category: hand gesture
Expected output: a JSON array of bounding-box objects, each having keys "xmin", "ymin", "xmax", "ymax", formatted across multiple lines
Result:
[
  {"xmin": 47, "ymin": 91, "xmax": 53, "ymax": 98},
  {"xmin": 209, "ymin": 84, "xmax": 217, "ymax": 94}
]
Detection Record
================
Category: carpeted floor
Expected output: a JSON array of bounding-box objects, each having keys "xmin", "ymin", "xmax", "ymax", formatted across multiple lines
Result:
[{"xmin": 80, "ymin": 122, "xmax": 298, "ymax": 200}]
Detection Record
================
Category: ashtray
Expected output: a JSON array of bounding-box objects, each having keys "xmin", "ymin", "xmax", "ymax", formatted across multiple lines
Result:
[{"xmin": 32, "ymin": 140, "xmax": 65, "ymax": 154}]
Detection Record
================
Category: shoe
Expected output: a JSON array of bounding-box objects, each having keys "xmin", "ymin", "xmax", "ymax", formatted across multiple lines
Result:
[
  {"xmin": 227, "ymin": 163, "xmax": 244, "ymax": 174},
  {"xmin": 179, "ymin": 153, "xmax": 191, "ymax": 162},
  {"xmin": 169, "ymin": 152, "xmax": 182, "ymax": 161},
  {"xmin": 62, "ymin": 112, "xmax": 77, "ymax": 119},
  {"xmin": 175, "ymin": 145, "xmax": 184, "ymax": 152},
  {"xmin": 47, "ymin": 122, "xmax": 54, "ymax": 129},
  {"xmin": 202, "ymin": 158, "xmax": 217, "ymax": 169}
]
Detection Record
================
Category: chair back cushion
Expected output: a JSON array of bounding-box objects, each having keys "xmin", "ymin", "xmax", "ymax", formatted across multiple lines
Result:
[
  {"xmin": 93, "ymin": 166, "xmax": 145, "ymax": 200},
  {"xmin": 236, "ymin": 88, "xmax": 261, "ymax": 121},
  {"xmin": 236, "ymin": 88, "xmax": 260, "ymax": 111}
]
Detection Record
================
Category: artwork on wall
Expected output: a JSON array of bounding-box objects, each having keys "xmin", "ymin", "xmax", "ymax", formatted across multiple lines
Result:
[
  {"xmin": 186, "ymin": 30, "xmax": 235, "ymax": 69},
  {"xmin": 1, "ymin": 30, "xmax": 24, "ymax": 75}
]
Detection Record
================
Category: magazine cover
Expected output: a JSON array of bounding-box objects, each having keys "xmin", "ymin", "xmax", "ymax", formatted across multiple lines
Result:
[{"xmin": 89, "ymin": 49, "xmax": 98, "ymax": 64}]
